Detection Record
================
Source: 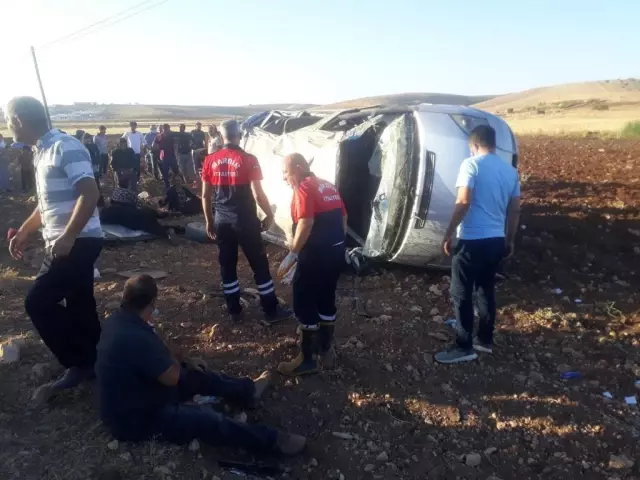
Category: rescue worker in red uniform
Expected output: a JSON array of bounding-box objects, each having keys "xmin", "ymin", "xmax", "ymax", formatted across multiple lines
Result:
[
  {"xmin": 277, "ymin": 153, "xmax": 347, "ymax": 376},
  {"xmin": 201, "ymin": 120, "xmax": 291, "ymax": 324}
]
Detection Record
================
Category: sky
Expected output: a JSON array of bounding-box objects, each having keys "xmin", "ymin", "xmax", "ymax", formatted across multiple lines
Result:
[{"xmin": 1, "ymin": 0, "xmax": 638, "ymax": 107}]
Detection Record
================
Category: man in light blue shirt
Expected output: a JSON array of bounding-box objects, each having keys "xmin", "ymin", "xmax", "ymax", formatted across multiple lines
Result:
[{"xmin": 435, "ymin": 125, "xmax": 521, "ymax": 364}]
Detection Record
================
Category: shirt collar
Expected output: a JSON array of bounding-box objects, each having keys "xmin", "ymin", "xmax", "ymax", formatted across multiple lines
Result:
[
  {"xmin": 36, "ymin": 129, "xmax": 60, "ymax": 149},
  {"xmin": 117, "ymin": 309, "xmax": 153, "ymax": 330}
]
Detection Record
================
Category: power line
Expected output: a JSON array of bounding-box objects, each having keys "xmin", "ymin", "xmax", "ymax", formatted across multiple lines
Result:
[{"xmin": 39, "ymin": 0, "xmax": 167, "ymax": 49}]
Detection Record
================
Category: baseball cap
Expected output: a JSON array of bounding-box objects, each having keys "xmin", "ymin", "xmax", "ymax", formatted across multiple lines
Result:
[{"xmin": 220, "ymin": 119, "xmax": 241, "ymax": 139}]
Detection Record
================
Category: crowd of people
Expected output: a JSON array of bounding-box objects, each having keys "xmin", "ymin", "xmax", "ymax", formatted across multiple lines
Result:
[{"xmin": 3, "ymin": 95, "xmax": 520, "ymax": 457}]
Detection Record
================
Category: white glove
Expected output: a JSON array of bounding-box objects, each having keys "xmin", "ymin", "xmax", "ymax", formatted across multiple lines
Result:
[
  {"xmin": 280, "ymin": 263, "xmax": 297, "ymax": 285},
  {"xmin": 277, "ymin": 251, "xmax": 298, "ymax": 280}
]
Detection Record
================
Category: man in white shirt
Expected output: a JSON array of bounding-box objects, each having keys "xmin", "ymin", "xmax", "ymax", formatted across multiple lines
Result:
[{"xmin": 122, "ymin": 121, "xmax": 143, "ymax": 182}]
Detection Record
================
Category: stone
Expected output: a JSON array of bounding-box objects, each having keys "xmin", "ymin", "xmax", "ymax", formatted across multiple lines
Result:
[
  {"xmin": 31, "ymin": 363, "xmax": 48, "ymax": 379},
  {"xmin": 309, "ymin": 458, "xmax": 318, "ymax": 467},
  {"xmin": 188, "ymin": 439, "xmax": 200, "ymax": 452},
  {"xmin": 356, "ymin": 341, "xmax": 365, "ymax": 349},
  {"xmin": 154, "ymin": 466, "xmax": 172, "ymax": 476},
  {"xmin": 384, "ymin": 363, "xmax": 393, "ymax": 372},
  {"xmin": 119, "ymin": 452, "xmax": 132, "ymax": 462},
  {"xmin": 0, "ymin": 341, "xmax": 20, "ymax": 364},
  {"xmin": 410, "ymin": 306, "xmax": 422, "ymax": 313},
  {"xmin": 107, "ymin": 440, "xmax": 119, "ymax": 451},
  {"xmin": 556, "ymin": 364, "xmax": 572, "ymax": 374},
  {"xmin": 484, "ymin": 447, "xmax": 498, "ymax": 455},
  {"xmin": 429, "ymin": 307, "xmax": 440, "ymax": 316},
  {"xmin": 376, "ymin": 451, "xmax": 389, "ymax": 462},
  {"xmin": 364, "ymin": 464, "xmax": 375, "ymax": 472},
  {"xmin": 332, "ymin": 432, "xmax": 354, "ymax": 440},
  {"xmin": 529, "ymin": 371, "xmax": 544, "ymax": 382},
  {"xmin": 465, "ymin": 453, "xmax": 482, "ymax": 467},
  {"xmin": 609, "ymin": 454, "xmax": 634, "ymax": 470}
]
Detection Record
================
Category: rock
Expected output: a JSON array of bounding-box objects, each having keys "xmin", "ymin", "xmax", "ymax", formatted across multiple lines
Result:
[
  {"xmin": 339, "ymin": 474, "xmax": 345, "ymax": 480},
  {"xmin": 31, "ymin": 363, "xmax": 48, "ymax": 379},
  {"xmin": 154, "ymin": 466, "xmax": 172, "ymax": 476},
  {"xmin": 107, "ymin": 440, "xmax": 119, "ymax": 451},
  {"xmin": 529, "ymin": 371, "xmax": 544, "ymax": 382},
  {"xmin": 609, "ymin": 454, "xmax": 634, "ymax": 470},
  {"xmin": 119, "ymin": 452, "xmax": 132, "ymax": 461},
  {"xmin": 384, "ymin": 363, "xmax": 393, "ymax": 372},
  {"xmin": 310, "ymin": 458, "xmax": 318, "ymax": 467},
  {"xmin": 432, "ymin": 315, "xmax": 444, "ymax": 323},
  {"xmin": 465, "ymin": 453, "xmax": 482, "ymax": 467},
  {"xmin": 428, "ymin": 285, "xmax": 442, "ymax": 296},
  {"xmin": 556, "ymin": 364, "xmax": 572, "ymax": 374},
  {"xmin": 188, "ymin": 439, "xmax": 200, "ymax": 452},
  {"xmin": 376, "ymin": 451, "xmax": 389, "ymax": 462},
  {"xmin": 364, "ymin": 464, "xmax": 375, "ymax": 472},
  {"xmin": 0, "ymin": 341, "xmax": 20, "ymax": 364},
  {"xmin": 429, "ymin": 307, "xmax": 440, "ymax": 316},
  {"xmin": 410, "ymin": 306, "xmax": 422, "ymax": 313},
  {"xmin": 356, "ymin": 341, "xmax": 365, "ymax": 349},
  {"xmin": 484, "ymin": 447, "xmax": 498, "ymax": 455},
  {"xmin": 332, "ymin": 432, "xmax": 354, "ymax": 440}
]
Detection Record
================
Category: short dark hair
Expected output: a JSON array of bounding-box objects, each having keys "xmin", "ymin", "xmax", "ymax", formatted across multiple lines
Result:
[
  {"xmin": 468, "ymin": 125, "xmax": 496, "ymax": 149},
  {"xmin": 83, "ymin": 132, "xmax": 92, "ymax": 140},
  {"xmin": 121, "ymin": 275, "xmax": 158, "ymax": 311}
]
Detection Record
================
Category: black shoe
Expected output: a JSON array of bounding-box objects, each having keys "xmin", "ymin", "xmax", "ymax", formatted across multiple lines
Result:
[
  {"xmin": 261, "ymin": 305, "xmax": 293, "ymax": 326},
  {"xmin": 51, "ymin": 366, "xmax": 95, "ymax": 391}
]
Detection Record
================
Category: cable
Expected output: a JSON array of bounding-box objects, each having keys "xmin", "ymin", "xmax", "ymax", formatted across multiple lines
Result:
[{"xmin": 39, "ymin": 0, "xmax": 167, "ymax": 49}]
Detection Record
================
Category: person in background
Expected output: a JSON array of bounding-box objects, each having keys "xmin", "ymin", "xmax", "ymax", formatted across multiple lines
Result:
[
  {"xmin": 177, "ymin": 124, "xmax": 194, "ymax": 182},
  {"xmin": 154, "ymin": 124, "xmax": 181, "ymax": 191},
  {"xmin": 276, "ymin": 153, "xmax": 347, "ymax": 376},
  {"xmin": 144, "ymin": 125, "xmax": 160, "ymax": 180},
  {"xmin": 159, "ymin": 173, "xmax": 202, "ymax": 216},
  {"xmin": 18, "ymin": 145, "xmax": 35, "ymax": 192},
  {"xmin": 0, "ymin": 134, "xmax": 11, "ymax": 191},
  {"xmin": 111, "ymin": 138, "xmax": 138, "ymax": 190},
  {"xmin": 190, "ymin": 122, "xmax": 206, "ymax": 174},
  {"xmin": 74, "ymin": 130, "xmax": 86, "ymax": 142},
  {"xmin": 83, "ymin": 133, "xmax": 101, "ymax": 184},
  {"xmin": 94, "ymin": 126, "xmax": 109, "ymax": 176},
  {"xmin": 122, "ymin": 121, "xmax": 143, "ymax": 181},
  {"xmin": 207, "ymin": 124, "xmax": 223, "ymax": 154},
  {"xmin": 435, "ymin": 125, "xmax": 521, "ymax": 364},
  {"xmin": 201, "ymin": 119, "xmax": 291, "ymax": 325},
  {"xmin": 96, "ymin": 274, "xmax": 306, "ymax": 454},
  {"xmin": 6, "ymin": 96, "xmax": 103, "ymax": 397}
]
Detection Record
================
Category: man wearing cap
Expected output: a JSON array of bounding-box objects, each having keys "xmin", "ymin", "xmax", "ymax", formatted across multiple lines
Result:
[
  {"xmin": 201, "ymin": 120, "xmax": 291, "ymax": 325},
  {"xmin": 276, "ymin": 153, "xmax": 347, "ymax": 376},
  {"xmin": 122, "ymin": 121, "xmax": 143, "ymax": 181},
  {"xmin": 94, "ymin": 126, "xmax": 109, "ymax": 176}
]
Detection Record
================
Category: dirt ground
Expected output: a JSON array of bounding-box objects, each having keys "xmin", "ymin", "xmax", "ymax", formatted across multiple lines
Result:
[{"xmin": 0, "ymin": 136, "xmax": 639, "ymax": 480}]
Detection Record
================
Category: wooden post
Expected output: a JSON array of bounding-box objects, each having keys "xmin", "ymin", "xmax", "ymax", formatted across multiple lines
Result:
[{"xmin": 30, "ymin": 46, "xmax": 52, "ymax": 129}]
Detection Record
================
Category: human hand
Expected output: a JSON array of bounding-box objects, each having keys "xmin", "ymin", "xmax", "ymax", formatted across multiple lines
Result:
[
  {"xmin": 442, "ymin": 235, "xmax": 453, "ymax": 256},
  {"xmin": 205, "ymin": 222, "xmax": 216, "ymax": 241},
  {"xmin": 504, "ymin": 241, "xmax": 515, "ymax": 260},
  {"xmin": 277, "ymin": 251, "xmax": 298, "ymax": 280},
  {"xmin": 9, "ymin": 229, "xmax": 28, "ymax": 260},
  {"xmin": 49, "ymin": 232, "xmax": 76, "ymax": 259},
  {"xmin": 260, "ymin": 215, "xmax": 274, "ymax": 232}
]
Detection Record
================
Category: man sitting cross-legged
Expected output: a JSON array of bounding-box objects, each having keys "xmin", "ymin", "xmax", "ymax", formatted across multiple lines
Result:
[{"xmin": 96, "ymin": 274, "xmax": 306, "ymax": 455}]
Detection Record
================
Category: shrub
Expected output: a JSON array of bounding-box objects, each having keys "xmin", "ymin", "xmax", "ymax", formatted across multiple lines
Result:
[
  {"xmin": 507, "ymin": 108, "xmax": 514, "ymax": 114},
  {"xmin": 620, "ymin": 121, "xmax": 640, "ymax": 138},
  {"xmin": 592, "ymin": 104, "xmax": 610, "ymax": 111}
]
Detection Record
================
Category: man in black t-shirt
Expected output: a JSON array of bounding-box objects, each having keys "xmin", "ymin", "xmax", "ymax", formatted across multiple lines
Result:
[
  {"xmin": 177, "ymin": 124, "xmax": 194, "ymax": 182},
  {"xmin": 111, "ymin": 138, "xmax": 138, "ymax": 190},
  {"xmin": 191, "ymin": 122, "xmax": 206, "ymax": 173}
]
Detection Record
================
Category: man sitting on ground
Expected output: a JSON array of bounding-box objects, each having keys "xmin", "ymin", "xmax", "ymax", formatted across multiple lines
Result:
[
  {"xmin": 158, "ymin": 173, "xmax": 202, "ymax": 216},
  {"xmin": 96, "ymin": 275, "xmax": 306, "ymax": 454}
]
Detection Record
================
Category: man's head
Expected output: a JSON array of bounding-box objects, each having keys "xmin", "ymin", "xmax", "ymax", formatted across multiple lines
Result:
[
  {"xmin": 163, "ymin": 123, "xmax": 171, "ymax": 133},
  {"xmin": 195, "ymin": 122, "xmax": 202, "ymax": 131},
  {"xmin": 150, "ymin": 124, "xmax": 157, "ymax": 132},
  {"xmin": 75, "ymin": 129, "xmax": 86, "ymax": 141},
  {"xmin": 118, "ymin": 137, "xmax": 128, "ymax": 148},
  {"xmin": 129, "ymin": 121, "xmax": 137, "ymax": 132},
  {"xmin": 5, "ymin": 96, "xmax": 50, "ymax": 144},
  {"xmin": 121, "ymin": 274, "xmax": 158, "ymax": 321},
  {"xmin": 83, "ymin": 133, "xmax": 93, "ymax": 145},
  {"xmin": 283, "ymin": 153, "xmax": 311, "ymax": 188},
  {"xmin": 208, "ymin": 125, "xmax": 216, "ymax": 136},
  {"xmin": 179, "ymin": 123, "xmax": 186, "ymax": 133},
  {"xmin": 99, "ymin": 125, "xmax": 106, "ymax": 135},
  {"xmin": 158, "ymin": 125, "xmax": 164, "ymax": 133},
  {"xmin": 468, "ymin": 125, "xmax": 497, "ymax": 156},
  {"xmin": 220, "ymin": 119, "xmax": 240, "ymax": 145}
]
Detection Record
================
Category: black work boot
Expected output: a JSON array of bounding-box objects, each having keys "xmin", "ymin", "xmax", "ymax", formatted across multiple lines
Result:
[
  {"xmin": 318, "ymin": 321, "xmax": 337, "ymax": 369},
  {"xmin": 277, "ymin": 328, "xmax": 318, "ymax": 376}
]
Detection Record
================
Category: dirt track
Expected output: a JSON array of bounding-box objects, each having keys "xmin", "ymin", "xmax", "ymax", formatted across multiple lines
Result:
[{"xmin": 0, "ymin": 136, "xmax": 638, "ymax": 480}]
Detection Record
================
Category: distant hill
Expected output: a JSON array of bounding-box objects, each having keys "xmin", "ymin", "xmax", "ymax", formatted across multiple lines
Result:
[
  {"xmin": 474, "ymin": 79, "xmax": 640, "ymax": 113},
  {"xmin": 318, "ymin": 92, "xmax": 494, "ymax": 110}
]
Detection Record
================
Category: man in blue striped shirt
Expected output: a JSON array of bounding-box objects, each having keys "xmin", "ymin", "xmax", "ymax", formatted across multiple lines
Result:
[{"xmin": 6, "ymin": 96, "xmax": 104, "ymax": 397}]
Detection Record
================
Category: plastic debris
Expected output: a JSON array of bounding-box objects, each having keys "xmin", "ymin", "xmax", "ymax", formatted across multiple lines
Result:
[
  {"xmin": 603, "ymin": 391, "xmax": 614, "ymax": 399},
  {"xmin": 574, "ymin": 298, "xmax": 582, "ymax": 304},
  {"xmin": 624, "ymin": 396, "xmax": 637, "ymax": 406},
  {"xmin": 444, "ymin": 318, "xmax": 457, "ymax": 328},
  {"xmin": 560, "ymin": 371, "xmax": 581, "ymax": 380},
  {"xmin": 552, "ymin": 288, "xmax": 563, "ymax": 295}
]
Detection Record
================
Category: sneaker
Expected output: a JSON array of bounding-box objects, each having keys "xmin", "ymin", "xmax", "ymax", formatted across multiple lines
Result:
[
  {"xmin": 275, "ymin": 432, "xmax": 307, "ymax": 456},
  {"xmin": 261, "ymin": 305, "xmax": 293, "ymax": 326},
  {"xmin": 252, "ymin": 370, "xmax": 272, "ymax": 402},
  {"xmin": 51, "ymin": 366, "xmax": 95, "ymax": 390},
  {"xmin": 434, "ymin": 347, "xmax": 478, "ymax": 364},
  {"xmin": 473, "ymin": 337, "xmax": 493, "ymax": 354}
]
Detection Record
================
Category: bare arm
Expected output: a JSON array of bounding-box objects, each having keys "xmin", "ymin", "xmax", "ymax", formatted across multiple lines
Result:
[
  {"xmin": 291, "ymin": 218, "xmax": 314, "ymax": 254},
  {"xmin": 63, "ymin": 177, "xmax": 100, "ymax": 238},
  {"xmin": 505, "ymin": 196, "xmax": 521, "ymax": 245},
  {"xmin": 157, "ymin": 362, "xmax": 181, "ymax": 387},
  {"xmin": 444, "ymin": 186, "xmax": 472, "ymax": 240},
  {"xmin": 202, "ymin": 181, "xmax": 214, "ymax": 225},
  {"xmin": 18, "ymin": 207, "xmax": 42, "ymax": 235},
  {"xmin": 251, "ymin": 180, "xmax": 273, "ymax": 219}
]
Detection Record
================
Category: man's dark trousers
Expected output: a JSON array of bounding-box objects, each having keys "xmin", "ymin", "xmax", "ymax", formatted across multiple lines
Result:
[
  {"xmin": 292, "ymin": 245, "xmax": 344, "ymax": 329},
  {"xmin": 159, "ymin": 156, "xmax": 180, "ymax": 191},
  {"xmin": 216, "ymin": 220, "xmax": 277, "ymax": 316},
  {"xmin": 450, "ymin": 237, "xmax": 505, "ymax": 351},
  {"xmin": 25, "ymin": 238, "xmax": 103, "ymax": 369},
  {"xmin": 99, "ymin": 153, "xmax": 109, "ymax": 175},
  {"xmin": 150, "ymin": 366, "xmax": 277, "ymax": 450}
]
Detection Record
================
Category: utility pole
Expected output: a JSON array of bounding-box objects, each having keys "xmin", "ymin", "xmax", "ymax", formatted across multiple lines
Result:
[{"xmin": 30, "ymin": 46, "xmax": 52, "ymax": 129}]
